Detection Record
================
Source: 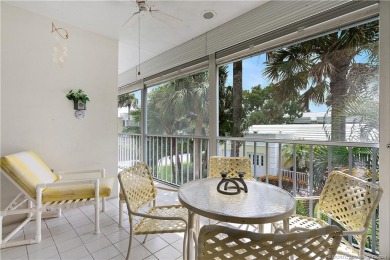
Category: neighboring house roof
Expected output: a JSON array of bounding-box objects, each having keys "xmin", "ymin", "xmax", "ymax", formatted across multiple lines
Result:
[{"xmin": 247, "ymin": 124, "xmax": 358, "ymax": 141}]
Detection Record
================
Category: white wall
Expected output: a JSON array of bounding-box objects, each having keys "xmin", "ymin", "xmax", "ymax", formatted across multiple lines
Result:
[{"xmin": 1, "ymin": 4, "xmax": 119, "ymax": 224}]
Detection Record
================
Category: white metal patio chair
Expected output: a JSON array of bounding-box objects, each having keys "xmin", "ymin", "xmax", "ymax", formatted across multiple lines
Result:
[
  {"xmin": 118, "ymin": 163, "xmax": 188, "ymax": 260},
  {"xmin": 197, "ymin": 224, "xmax": 342, "ymax": 259},
  {"xmin": 0, "ymin": 150, "xmax": 114, "ymax": 248},
  {"xmin": 285, "ymin": 170, "xmax": 383, "ymax": 259},
  {"xmin": 118, "ymin": 168, "xmax": 179, "ymax": 227}
]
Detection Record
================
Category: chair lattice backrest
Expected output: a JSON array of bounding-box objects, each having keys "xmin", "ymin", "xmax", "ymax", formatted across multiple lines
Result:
[
  {"xmin": 118, "ymin": 163, "xmax": 157, "ymax": 214},
  {"xmin": 198, "ymin": 225, "xmax": 342, "ymax": 259},
  {"xmin": 318, "ymin": 171, "xmax": 383, "ymax": 245},
  {"xmin": 209, "ymin": 156, "xmax": 253, "ymax": 180}
]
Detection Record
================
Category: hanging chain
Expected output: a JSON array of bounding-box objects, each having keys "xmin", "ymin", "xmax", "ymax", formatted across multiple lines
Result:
[{"xmin": 138, "ymin": 14, "xmax": 141, "ymax": 76}]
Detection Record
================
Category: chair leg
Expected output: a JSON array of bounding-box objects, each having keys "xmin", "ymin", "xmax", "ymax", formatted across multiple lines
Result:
[
  {"xmin": 126, "ymin": 220, "xmax": 134, "ymax": 260},
  {"xmin": 102, "ymin": 197, "xmax": 106, "ymax": 212},
  {"xmin": 94, "ymin": 180, "xmax": 100, "ymax": 234},
  {"xmin": 119, "ymin": 199, "xmax": 123, "ymax": 227},
  {"xmin": 142, "ymin": 235, "xmax": 148, "ymax": 243},
  {"xmin": 0, "ymin": 199, "xmax": 39, "ymax": 248},
  {"xmin": 0, "ymin": 215, "xmax": 3, "ymax": 246},
  {"xmin": 35, "ymin": 198, "xmax": 42, "ymax": 243},
  {"xmin": 183, "ymin": 227, "xmax": 188, "ymax": 260}
]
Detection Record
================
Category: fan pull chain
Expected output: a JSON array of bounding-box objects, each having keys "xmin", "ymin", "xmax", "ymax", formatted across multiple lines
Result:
[{"xmin": 138, "ymin": 14, "xmax": 141, "ymax": 76}]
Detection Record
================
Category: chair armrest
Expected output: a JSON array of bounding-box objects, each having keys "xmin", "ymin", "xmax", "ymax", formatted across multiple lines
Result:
[
  {"xmin": 155, "ymin": 186, "xmax": 178, "ymax": 192},
  {"xmin": 294, "ymin": 196, "xmax": 320, "ymax": 201},
  {"xmin": 343, "ymin": 229, "xmax": 367, "ymax": 236},
  {"xmin": 56, "ymin": 169, "xmax": 106, "ymax": 179},
  {"xmin": 154, "ymin": 182, "xmax": 178, "ymax": 192},
  {"xmin": 133, "ymin": 211, "xmax": 187, "ymax": 223}
]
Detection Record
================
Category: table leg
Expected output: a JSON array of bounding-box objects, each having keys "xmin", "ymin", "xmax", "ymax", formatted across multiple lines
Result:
[
  {"xmin": 186, "ymin": 210, "xmax": 196, "ymax": 260},
  {"xmin": 258, "ymin": 224, "xmax": 264, "ymax": 233},
  {"xmin": 283, "ymin": 218, "xmax": 289, "ymax": 231}
]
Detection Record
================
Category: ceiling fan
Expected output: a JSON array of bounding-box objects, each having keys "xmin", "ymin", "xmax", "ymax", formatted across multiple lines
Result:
[
  {"xmin": 122, "ymin": 0, "xmax": 182, "ymax": 76},
  {"xmin": 122, "ymin": 0, "xmax": 182, "ymax": 27}
]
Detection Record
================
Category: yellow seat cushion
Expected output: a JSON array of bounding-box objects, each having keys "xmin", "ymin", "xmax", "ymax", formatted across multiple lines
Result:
[
  {"xmin": 42, "ymin": 177, "xmax": 115, "ymax": 203},
  {"xmin": 1, "ymin": 151, "xmax": 58, "ymax": 198}
]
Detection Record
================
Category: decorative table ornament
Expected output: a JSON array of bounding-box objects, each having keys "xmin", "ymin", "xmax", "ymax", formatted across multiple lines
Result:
[{"xmin": 217, "ymin": 172, "xmax": 248, "ymax": 195}]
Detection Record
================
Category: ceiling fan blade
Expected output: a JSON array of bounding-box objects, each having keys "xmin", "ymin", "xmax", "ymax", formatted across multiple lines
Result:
[
  {"xmin": 150, "ymin": 9, "xmax": 182, "ymax": 27},
  {"xmin": 122, "ymin": 11, "xmax": 140, "ymax": 27}
]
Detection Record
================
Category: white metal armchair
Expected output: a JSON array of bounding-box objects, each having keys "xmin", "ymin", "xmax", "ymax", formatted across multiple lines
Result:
[
  {"xmin": 0, "ymin": 151, "xmax": 114, "ymax": 248},
  {"xmin": 118, "ymin": 163, "xmax": 188, "ymax": 260},
  {"xmin": 197, "ymin": 224, "xmax": 342, "ymax": 259},
  {"xmin": 287, "ymin": 170, "xmax": 383, "ymax": 259}
]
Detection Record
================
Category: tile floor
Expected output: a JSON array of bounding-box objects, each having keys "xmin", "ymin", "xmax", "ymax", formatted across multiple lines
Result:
[
  {"xmin": 0, "ymin": 185, "xmax": 378, "ymax": 260},
  {"xmin": 0, "ymin": 187, "xmax": 195, "ymax": 260}
]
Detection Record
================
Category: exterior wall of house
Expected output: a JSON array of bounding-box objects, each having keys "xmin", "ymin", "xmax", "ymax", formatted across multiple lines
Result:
[{"xmin": 1, "ymin": 4, "xmax": 119, "ymax": 224}]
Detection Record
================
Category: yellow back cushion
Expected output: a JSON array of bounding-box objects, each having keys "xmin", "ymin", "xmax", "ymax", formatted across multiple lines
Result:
[{"xmin": 1, "ymin": 151, "xmax": 58, "ymax": 198}]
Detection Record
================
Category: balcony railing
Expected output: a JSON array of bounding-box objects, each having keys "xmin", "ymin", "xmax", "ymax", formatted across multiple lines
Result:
[{"xmin": 118, "ymin": 133, "xmax": 380, "ymax": 255}]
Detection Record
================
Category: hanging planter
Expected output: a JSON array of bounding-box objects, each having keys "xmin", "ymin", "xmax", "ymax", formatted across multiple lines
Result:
[
  {"xmin": 74, "ymin": 99, "xmax": 86, "ymax": 110},
  {"xmin": 66, "ymin": 89, "xmax": 90, "ymax": 119},
  {"xmin": 66, "ymin": 89, "xmax": 90, "ymax": 110}
]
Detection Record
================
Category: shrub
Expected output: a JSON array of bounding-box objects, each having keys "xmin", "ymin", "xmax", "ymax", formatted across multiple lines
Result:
[{"xmin": 259, "ymin": 175, "xmax": 307, "ymax": 193}]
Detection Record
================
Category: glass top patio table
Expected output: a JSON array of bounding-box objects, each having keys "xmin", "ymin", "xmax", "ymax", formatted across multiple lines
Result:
[{"xmin": 178, "ymin": 178, "xmax": 296, "ymax": 224}]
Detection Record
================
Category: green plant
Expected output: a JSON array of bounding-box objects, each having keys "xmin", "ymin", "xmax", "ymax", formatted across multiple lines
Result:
[
  {"xmin": 66, "ymin": 89, "xmax": 90, "ymax": 103},
  {"xmin": 259, "ymin": 175, "xmax": 307, "ymax": 193}
]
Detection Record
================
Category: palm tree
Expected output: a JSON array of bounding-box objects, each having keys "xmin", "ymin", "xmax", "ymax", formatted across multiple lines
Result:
[
  {"xmin": 169, "ymin": 72, "xmax": 209, "ymax": 180},
  {"xmin": 232, "ymin": 61, "xmax": 243, "ymax": 156},
  {"xmin": 147, "ymin": 72, "xmax": 209, "ymax": 182},
  {"xmin": 282, "ymin": 143, "xmax": 310, "ymax": 172},
  {"xmin": 337, "ymin": 94, "xmax": 379, "ymax": 142},
  {"xmin": 218, "ymin": 65, "xmax": 233, "ymax": 136},
  {"xmin": 118, "ymin": 93, "xmax": 140, "ymax": 133},
  {"xmin": 264, "ymin": 21, "xmax": 379, "ymax": 141}
]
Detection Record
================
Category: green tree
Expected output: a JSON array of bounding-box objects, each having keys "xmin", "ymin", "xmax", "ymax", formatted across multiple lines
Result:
[
  {"xmin": 244, "ymin": 84, "xmax": 304, "ymax": 125},
  {"xmin": 118, "ymin": 93, "xmax": 140, "ymax": 133},
  {"xmin": 218, "ymin": 65, "xmax": 233, "ymax": 136},
  {"xmin": 264, "ymin": 21, "xmax": 379, "ymax": 141},
  {"xmin": 282, "ymin": 143, "xmax": 310, "ymax": 172},
  {"xmin": 147, "ymin": 71, "xmax": 209, "ymax": 182},
  {"xmin": 232, "ymin": 61, "xmax": 243, "ymax": 156}
]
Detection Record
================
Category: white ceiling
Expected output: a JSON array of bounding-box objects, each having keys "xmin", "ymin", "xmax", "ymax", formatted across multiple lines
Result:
[{"xmin": 6, "ymin": 0, "xmax": 267, "ymax": 74}]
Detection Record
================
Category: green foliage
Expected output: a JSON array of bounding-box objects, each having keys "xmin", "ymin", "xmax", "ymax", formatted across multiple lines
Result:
[
  {"xmin": 147, "ymin": 71, "xmax": 209, "ymax": 135},
  {"xmin": 263, "ymin": 20, "xmax": 379, "ymax": 141},
  {"xmin": 219, "ymin": 65, "xmax": 234, "ymax": 136},
  {"xmin": 282, "ymin": 143, "xmax": 310, "ymax": 172},
  {"xmin": 154, "ymin": 161, "xmax": 194, "ymax": 184},
  {"xmin": 66, "ymin": 89, "xmax": 90, "ymax": 103},
  {"xmin": 295, "ymin": 200, "xmax": 309, "ymax": 216},
  {"xmin": 118, "ymin": 93, "xmax": 140, "ymax": 134},
  {"xmin": 259, "ymin": 175, "xmax": 307, "ymax": 193},
  {"xmin": 244, "ymin": 84, "xmax": 304, "ymax": 126}
]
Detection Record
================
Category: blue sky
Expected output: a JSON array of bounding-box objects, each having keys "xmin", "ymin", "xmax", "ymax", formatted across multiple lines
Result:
[
  {"xmin": 224, "ymin": 54, "xmax": 327, "ymax": 113},
  {"xmin": 125, "ymin": 52, "xmax": 330, "ymax": 114}
]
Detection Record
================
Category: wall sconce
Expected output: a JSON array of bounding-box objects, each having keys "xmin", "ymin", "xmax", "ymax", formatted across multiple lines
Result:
[
  {"xmin": 52, "ymin": 22, "xmax": 69, "ymax": 65},
  {"xmin": 51, "ymin": 22, "xmax": 69, "ymax": 39}
]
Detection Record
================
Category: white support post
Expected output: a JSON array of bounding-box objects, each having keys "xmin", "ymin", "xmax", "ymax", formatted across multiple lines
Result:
[
  {"xmin": 208, "ymin": 53, "xmax": 218, "ymax": 157},
  {"xmin": 379, "ymin": 1, "xmax": 390, "ymax": 257}
]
